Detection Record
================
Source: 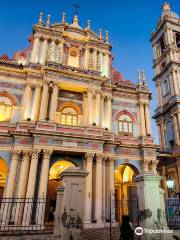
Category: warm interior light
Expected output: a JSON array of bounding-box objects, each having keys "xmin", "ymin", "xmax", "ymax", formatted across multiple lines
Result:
[{"xmin": 166, "ymin": 177, "xmax": 175, "ymax": 189}]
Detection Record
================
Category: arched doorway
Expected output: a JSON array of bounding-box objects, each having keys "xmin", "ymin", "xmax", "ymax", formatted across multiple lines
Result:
[
  {"xmin": 114, "ymin": 164, "xmax": 138, "ymax": 223},
  {"xmin": 46, "ymin": 160, "xmax": 76, "ymax": 222},
  {"xmin": 0, "ymin": 158, "xmax": 8, "ymax": 199}
]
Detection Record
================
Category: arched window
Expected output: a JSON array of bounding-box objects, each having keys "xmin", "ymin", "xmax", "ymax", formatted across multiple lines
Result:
[
  {"xmin": 163, "ymin": 79, "xmax": 169, "ymax": 95},
  {"xmin": 60, "ymin": 107, "xmax": 78, "ymax": 126},
  {"xmin": 118, "ymin": 114, "xmax": 133, "ymax": 135},
  {"xmin": 0, "ymin": 96, "xmax": 13, "ymax": 122},
  {"xmin": 68, "ymin": 48, "xmax": 79, "ymax": 68}
]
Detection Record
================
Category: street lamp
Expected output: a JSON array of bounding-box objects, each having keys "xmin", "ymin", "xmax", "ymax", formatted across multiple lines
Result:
[{"xmin": 166, "ymin": 176, "xmax": 180, "ymax": 200}]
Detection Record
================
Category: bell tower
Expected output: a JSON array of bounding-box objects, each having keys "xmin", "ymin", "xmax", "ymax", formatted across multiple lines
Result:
[{"xmin": 151, "ymin": 2, "xmax": 180, "ymax": 150}]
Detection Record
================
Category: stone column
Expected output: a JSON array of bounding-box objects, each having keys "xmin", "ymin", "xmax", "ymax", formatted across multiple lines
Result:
[
  {"xmin": 14, "ymin": 151, "xmax": 30, "ymax": 224},
  {"xmin": 93, "ymin": 49, "xmax": 97, "ymax": 70},
  {"xmin": 84, "ymin": 47, "xmax": 89, "ymax": 69},
  {"xmin": 87, "ymin": 90, "xmax": 93, "ymax": 126},
  {"xmin": 106, "ymin": 96, "xmax": 112, "ymax": 130},
  {"xmin": 99, "ymin": 51, "xmax": 103, "ymax": 75},
  {"xmin": 37, "ymin": 149, "xmax": 52, "ymax": 224},
  {"xmin": 1, "ymin": 150, "xmax": 20, "ymax": 225},
  {"xmin": 83, "ymin": 92, "xmax": 88, "ymax": 127},
  {"xmin": 31, "ymin": 85, "xmax": 41, "ymax": 121},
  {"xmin": 172, "ymin": 70, "xmax": 179, "ymax": 95},
  {"xmin": 49, "ymin": 84, "xmax": 59, "ymax": 122},
  {"xmin": 108, "ymin": 156, "xmax": 115, "ymax": 222},
  {"xmin": 177, "ymin": 111, "xmax": 180, "ymax": 141},
  {"xmin": 104, "ymin": 54, "xmax": 110, "ymax": 77},
  {"xmin": 95, "ymin": 154, "xmax": 103, "ymax": 224},
  {"xmin": 31, "ymin": 36, "xmax": 40, "ymax": 63},
  {"xmin": 58, "ymin": 41, "xmax": 64, "ymax": 64},
  {"xmin": 5, "ymin": 150, "xmax": 20, "ymax": 197},
  {"xmin": 157, "ymin": 124, "xmax": 163, "ymax": 145},
  {"xmin": 50, "ymin": 40, "xmax": 56, "ymax": 62},
  {"xmin": 101, "ymin": 95, "xmax": 105, "ymax": 128},
  {"xmin": 40, "ymin": 38, "xmax": 48, "ymax": 64},
  {"xmin": 102, "ymin": 157, "xmax": 106, "ymax": 222},
  {"xmin": 39, "ymin": 83, "xmax": 49, "ymax": 120},
  {"xmin": 172, "ymin": 114, "xmax": 180, "ymax": 145},
  {"xmin": 139, "ymin": 103, "xmax": 146, "ymax": 137},
  {"xmin": 20, "ymin": 83, "xmax": 32, "ymax": 121},
  {"xmin": 84, "ymin": 153, "xmax": 94, "ymax": 224},
  {"xmin": 22, "ymin": 149, "xmax": 40, "ymax": 225},
  {"xmin": 145, "ymin": 103, "xmax": 152, "ymax": 136},
  {"xmin": 96, "ymin": 90, "xmax": 101, "ymax": 127}
]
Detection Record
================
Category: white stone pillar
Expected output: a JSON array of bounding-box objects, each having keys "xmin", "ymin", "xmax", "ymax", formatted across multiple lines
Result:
[
  {"xmin": 93, "ymin": 49, "xmax": 97, "ymax": 70},
  {"xmin": 145, "ymin": 103, "xmax": 152, "ymax": 136},
  {"xmin": 95, "ymin": 154, "xmax": 103, "ymax": 223},
  {"xmin": 84, "ymin": 47, "xmax": 89, "ymax": 69},
  {"xmin": 14, "ymin": 151, "xmax": 30, "ymax": 224},
  {"xmin": 139, "ymin": 103, "xmax": 146, "ymax": 137},
  {"xmin": 102, "ymin": 157, "xmax": 106, "ymax": 222},
  {"xmin": 108, "ymin": 156, "xmax": 115, "ymax": 222},
  {"xmin": 106, "ymin": 96, "xmax": 112, "ymax": 130},
  {"xmin": 50, "ymin": 40, "xmax": 56, "ymax": 62},
  {"xmin": 5, "ymin": 150, "xmax": 20, "ymax": 197},
  {"xmin": 83, "ymin": 92, "xmax": 88, "ymax": 126},
  {"xmin": 99, "ymin": 51, "xmax": 103, "ymax": 75},
  {"xmin": 40, "ymin": 38, "xmax": 48, "ymax": 64},
  {"xmin": 157, "ymin": 124, "xmax": 162, "ymax": 145},
  {"xmin": 87, "ymin": 90, "xmax": 93, "ymax": 126},
  {"xmin": 95, "ymin": 90, "xmax": 101, "ymax": 126},
  {"xmin": 104, "ymin": 54, "xmax": 110, "ymax": 77},
  {"xmin": 49, "ymin": 84, "xmax": 59, "ymax": 122},
  {"xmin": 31, "ymin": 36, "xmax": 40, "ymax": 63},
  {"xmin": 39, "ymin": 83, "xmax": 49, "ymax": 120},
  {"xmin": 58, "ymin": 41, "xmax": 64, "ymax": 64},
  {"xmin": 84, "ymin": 153, "xmax": 94, "ymax": 224},
  {"xmin": 172, "ymin": 70, "xmax": 179, "ymax": 95},
  {"xmin": 172, "ymin": 114, "xmax": 180, "ymax": 145},
  {"xmin": 31, "ymin": 85, "xmax": 41, "ymax": 121},
  {"xmin": 101, "ymin": 95, "xmax": 105, "ymax": 128},
  {"xmin": 22, "ymin": 149, "xmax": 40, "ymax": 225},
  {"xmin": 21, "ymin": 83, "xmax": 32, "ymax": 121},
  {"xmin": 36, "ymin": 149, "xmax": 52, "ymax": 224}
]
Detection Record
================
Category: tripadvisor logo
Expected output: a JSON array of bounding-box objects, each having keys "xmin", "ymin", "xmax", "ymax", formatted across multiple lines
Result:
[{"xmin": 135, "ymin": 227, "xmax": 144, "ymax": 236}]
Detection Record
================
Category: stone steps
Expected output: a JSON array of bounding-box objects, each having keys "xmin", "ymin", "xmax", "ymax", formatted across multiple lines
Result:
[{"xmin": 82, "ymin": 227, "xmax": 120, "ymax": 240}]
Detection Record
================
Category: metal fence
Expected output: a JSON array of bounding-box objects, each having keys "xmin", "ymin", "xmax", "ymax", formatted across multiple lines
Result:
[
  {"xmin": 166, "ymin": 198, "xmax": 180, "ymax": 229},
  {"xmin": 0, "ymin": 197, "xmax": 53, "ymax": 235}
]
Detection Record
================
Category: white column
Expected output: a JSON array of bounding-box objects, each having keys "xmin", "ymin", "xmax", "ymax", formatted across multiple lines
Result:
[
  {"xmin": 102, "ymin": 157, "xmax": 106, "ymax": 222},
  {"xmin": 108, "ymin": 156, "xmax": 115, "ymax": 222},
  {"xmin": 99, "ymin": 51, "xmax": 103, "ymax": 75},
  {"xmin": 31, "ymin": 85, "xmax": 41, "ymax": 121},
  {"xmin": 88, "ymin": 90, "xmax": 93, "ymax": 125},
  {"xmin": 58, "ymin": 41, "xmax": 64, "ymax": 64},
  {"xmin": 95, "ymin": 154, "xmax": 103, "ymax": 223},
  {"xmin": 49, "ymin": 84, "xmax": 59, "ymax": 121},
  {"xmin": 31, "ymin": 36, "xmax": 40, "ymax": 63},
  {"xmin": 172, "ymin": 70, "xmax": 179, "ymax": 95},
  {"xmin": 172, "ymin": 114, "xmax": 180, "ymax": 145},
  {"xmin": 20, "ymin": 83, "xmax": 31, "ymax": 121},
  {"xmin": 83, "ymin": 92, "xmax": 88, "ymax": 126},
  {"xmin": 84, "ymin": 47, "xmax": 89, "ymax": 69},
  {"xmin": 101, "ymin": 95, "xmax": 105, "ymax": 128},
  {"xmin": 145, "ymin": 103, "xmax": 152, "ymax": 136},
  {"xmin": 50, "ymin": 40, "xmax": 56, "ymax": 62},
  {"xmin": 96, "ymin": 91, "xmax": 101, "ymax": 126},
  {"xmin": 40, "ymin": 38, "xmax": 48, "ymax": 64},
  {"xmin": 104, "ymin": 54, "xmax": 110, "ymax": 77},
  {"xmin": 106, "ymin": 96, "xmax": 112, "ymax": 130},
  {"xmin": 84, "ymin": 153, "xmax": 94, "ymax": 224},
  {"xmin": 139, "ymin": 103, "xmax": 146, "ymax": 137},
  {"xmin": 93, "ymin": 49, "xmax": 97, "ymax": 70},
  {"xmin": 14, "ymin": 151, "xmax": 30, "ymax": 224},
  {"xmin": 39, "ymin": 83, "xmax": 49, "ymax": 120},
  {"xmin": 22, "ymin": 149, "xmax": 40, "ymax": 225},
  {"xmin": 37, "ymin": 149, "xmax": 52, "ymax": 224}
]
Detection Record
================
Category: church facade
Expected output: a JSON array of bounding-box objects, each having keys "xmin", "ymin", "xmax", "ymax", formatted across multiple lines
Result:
[
  {"xmin": 152, "ymin": 3, "xmax": 180, "ymax": 199},
  {"xmin": 0, "ymin": 11, "xmax": 160, "ymax": 228}
]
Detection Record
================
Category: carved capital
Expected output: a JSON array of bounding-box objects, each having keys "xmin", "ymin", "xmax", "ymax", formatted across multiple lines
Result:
[
  {"xmin": 43, "ymin": 149, "xmax": 53, "ymax": 160},
  {"xmin": 11, "ymin": 149, "xmax": 21, "ymax": 160},
  {"xmin": 108, "ymin": 155, "xmax": 116, "ymax": 163},
  {"xmin": 22, "ymin": 150, "xmax": 31, "ymax": 160},
  {"xmin": 96, "ymin": 153, "xmax": 103, "ymax": 163},
  {"xmin": 85, "ymin": 153, "xmax": 94, "ymax": 162},
  {"xmin": 31, "ymin": 149, "xmax": 41, "ymax": 158}
]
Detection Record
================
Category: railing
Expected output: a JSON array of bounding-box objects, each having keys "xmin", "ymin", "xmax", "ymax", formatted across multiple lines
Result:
[
  {"xmin": 0, "ymin": 197, "xmax": 53, "ymax": 235},
  {"xmin": 166, "ymin": 198, "xmax": 180, "ymax": 229}
]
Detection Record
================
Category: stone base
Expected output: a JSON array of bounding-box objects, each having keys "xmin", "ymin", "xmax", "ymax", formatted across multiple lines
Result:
[{"xmin": 84, "ymin": 221, "xmax": 118, "ymax": 229}]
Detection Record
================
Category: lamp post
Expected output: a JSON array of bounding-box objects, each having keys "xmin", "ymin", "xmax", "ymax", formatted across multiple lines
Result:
[{"xmin": 166, "ymin": 176, "xmax": 180, "ymax": 200}]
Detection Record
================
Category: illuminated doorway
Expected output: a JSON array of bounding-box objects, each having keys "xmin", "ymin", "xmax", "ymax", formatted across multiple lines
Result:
[
  {"xmin": 46, "ymin": 160, "xmax": 76, "ymax": 222},
  {"xmin": 114, "ymin": 164, "xmax": 138, "ymax": 222},
  {"xmin": 0, "ymin": 158, "xmax": 8, "ymax": 199}
]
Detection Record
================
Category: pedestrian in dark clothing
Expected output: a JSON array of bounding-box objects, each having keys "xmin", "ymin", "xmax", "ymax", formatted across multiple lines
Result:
[{"xmin": 120, "ymin": 215, "xmax": 134, "ymax": 240}]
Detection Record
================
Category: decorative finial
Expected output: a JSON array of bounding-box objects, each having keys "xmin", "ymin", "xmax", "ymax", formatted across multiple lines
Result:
[
  {"xmin": 87, "ymin": 19, "xmax": 90, "ymax": 30},
  {"xmin": 142, "ymin": 70, "xmax": 147, "ymax": 85},
  {"xmin": 99, "ymin": 29, "xmax": 102, "ymax": 40},
  {"xmin": 62, "ymin": 12, "xmax": 66, "ymax": 23},
  {"xmin": 105, "ymin": 30, "xmax": 109, "ymax": 43},
  {"xmin": 46, "ymin": 14, "xmax": 51, "ymax": 27},
  {"xmin": 162, "ymin": 2, "xmax": 171, "ymax": 12},
  {"xmin": 39, "ymin": 12, "xmax": 43, "ymax": 25},
  {"xmin": 73, "ymin": 15, "xmax": 79, "ymax": 24},
  {"xmin": 138, "ymin": 68, "xmax": 142, "ymax": 85}
]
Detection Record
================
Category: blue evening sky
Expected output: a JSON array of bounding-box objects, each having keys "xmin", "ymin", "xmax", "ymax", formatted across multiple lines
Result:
[{"xmin": 0, "ymin": 0, "xmax": 180, "ymax": 143}]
